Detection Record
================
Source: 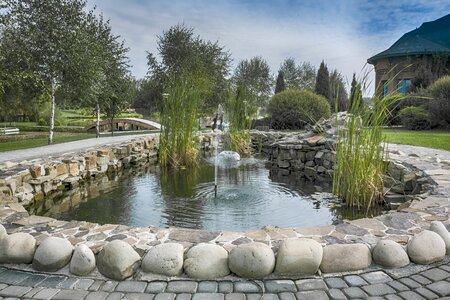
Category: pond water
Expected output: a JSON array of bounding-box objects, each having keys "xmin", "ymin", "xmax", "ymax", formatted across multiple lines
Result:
[{"xmin": 32, "ymin": 155, "xmax": 380, "ymax": 231}]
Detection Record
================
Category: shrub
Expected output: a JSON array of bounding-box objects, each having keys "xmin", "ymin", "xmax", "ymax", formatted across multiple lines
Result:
[
  {"xmin": 268, "ymin": 89, "xmax": 331, "ymax": 130},
  {"xmin": 398, "ymin": 106, "xmax": 431, "ymax": 130},
  {"xmin": 37, "ymin": 118, "xmax": 47, "ymax": 126},
  {"xmin": 428, "ymin": 76, "xmax": 450, "ymax": 127}
]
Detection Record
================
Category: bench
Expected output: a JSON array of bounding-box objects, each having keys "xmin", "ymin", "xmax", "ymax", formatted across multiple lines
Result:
[{"xmin": 0, "ymin": 128, "xmax": 20, "ymax": 135}]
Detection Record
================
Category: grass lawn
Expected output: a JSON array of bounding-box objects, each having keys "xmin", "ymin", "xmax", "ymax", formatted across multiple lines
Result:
[
  {"xmin": 0, "ymin": 133, "xmax": 96, "ymax": 152},
  {"xmin": 383, "ymin": 128, "xmax": 450, "ymax": 151}
]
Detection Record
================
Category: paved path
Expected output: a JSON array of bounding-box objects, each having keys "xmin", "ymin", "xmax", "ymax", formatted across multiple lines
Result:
[
  {"xmin": 0, "ymin": 134, "xmax": 156, "ymax": 164},
  {"xmin": 0, "ymin": 261, "xmax": 449, "ymax": 299}
]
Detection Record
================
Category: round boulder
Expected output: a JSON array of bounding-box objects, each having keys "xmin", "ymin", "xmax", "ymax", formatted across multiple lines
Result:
[
  {"xmin": 229, "ymin": 242, "xmax": 275, "ymax": 279},
  {"xmin": 0, "ymin": 224, "xmax": 7, "ymax": 240},
  {"xmin": 97, "ymin": 240, "xmax": 141, "ymax": 280},
  {"xmin": 70, "ymin": 244, "xmax": 96, "ymax": 276},
  {"xmin": 0, "ymin": 232, "xmax": 36, "ymax": 264},
  {"xmin": 33, "ymin": 237, "xmax": 74, "ymax": 272},
  {"xmin": 275, "ymin": 239, "xmax": 323, "ymax": 275},
  {"xmin": 184, "ymin": 243, "xmax": 229, "ymax": 279},
  {"xmin": 320, "ymin": 243, "xmax": 371, "ymax": 273},
  {"xmin": 430, "ymin": 221, "xmax": 450, "ymax": 255},
  {"xmin": 142, "ymin": 243, "xmax": 184, "ymax": 276},
  {"xmin": 372, "ymin": 240, "xmax": 409, "ymax": 268},
  {"xmin": 407, "ymin": 230, "xmax": 446, "ymax": 264}
]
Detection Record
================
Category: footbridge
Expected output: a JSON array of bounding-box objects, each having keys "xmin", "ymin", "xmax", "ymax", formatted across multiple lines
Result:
[{"xmin": 85, "ymin": 118, "xmax": 161, "ymax": 132}]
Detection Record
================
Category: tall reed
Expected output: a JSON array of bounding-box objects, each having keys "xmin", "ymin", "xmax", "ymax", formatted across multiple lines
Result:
[
  {"xmin": 332, "ymin": 81, "xmax": 403, "ymax": 211},
  {"xmin": 225, "ymin": 85, "xmax": 256, "ymax": 155},
  {"xmin": 159, "ymin": 69, "xmax": 208, "ymax": 168}
]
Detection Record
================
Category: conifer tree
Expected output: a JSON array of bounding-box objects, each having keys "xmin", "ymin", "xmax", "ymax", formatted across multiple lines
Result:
[
  {"xmin": 315, "ymin": 61, "xmax": 330, "ymax": 100},
  {"xmin": 274, "ymin": 70, "xmax": 286, "ymax": 94}
]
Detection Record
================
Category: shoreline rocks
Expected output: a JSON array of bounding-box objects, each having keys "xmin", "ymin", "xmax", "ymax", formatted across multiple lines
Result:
[
  {"xmin": 33, "ymin": 237, "xmax": 74, "ymax": 272},
  {"xmin": 407, "ymin": 230, "xmax": 446, "ymax": 264},
  {"xmin": 229, "ymin": 242, "xmax": 275, "ymax": 279},
  {"xmin": 97, "ymin": 240, "xmax": 140, "ymax": 280}
]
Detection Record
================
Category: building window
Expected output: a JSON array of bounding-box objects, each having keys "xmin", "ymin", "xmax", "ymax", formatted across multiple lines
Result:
[
  {"xmin": 398, "ymin": 79, "xmax": 412, "ymax": 94},
  {"xmin": 382, "ymin": 81, "xmax": 388, "ymax": 96}
]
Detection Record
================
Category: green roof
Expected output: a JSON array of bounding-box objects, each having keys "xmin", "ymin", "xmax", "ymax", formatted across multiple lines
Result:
[{"xmin": 368, "ymin": 14, "xmax": 450, "ymax": 64}]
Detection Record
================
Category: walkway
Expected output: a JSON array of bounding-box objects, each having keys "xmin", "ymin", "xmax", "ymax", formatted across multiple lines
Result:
[
  {"xmin": 0, "ymin": 133, "xmax": 156, "ymax": 164},
  {"xmin": 0, "ymin": 261, "xmax": 448, "ymax": 299}
]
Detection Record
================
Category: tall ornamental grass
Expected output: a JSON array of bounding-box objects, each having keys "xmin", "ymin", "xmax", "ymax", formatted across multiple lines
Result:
[
  {"xmin": 332, "ymin": 83, "xmax": 404, "ymax": 211},
  {"xmin": 159, "ymin": 70, "xmax": 208, "ymax": 168},
  {"xmin": 225, "ymin": 85, "xmax": 255, "ymax": 155}
]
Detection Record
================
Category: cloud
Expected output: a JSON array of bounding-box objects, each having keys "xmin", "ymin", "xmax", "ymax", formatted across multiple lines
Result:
[{"xmin": 88, "ymin": 0, "xmax": 450, "ymax": 95}]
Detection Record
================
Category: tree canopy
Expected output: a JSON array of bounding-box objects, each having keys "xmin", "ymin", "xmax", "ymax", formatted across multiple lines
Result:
[
  {"xmin": 146, "ymin": 24, "xmax": 231, "ymax": 113},
  {"xmin": 0, "ymin": 0, "xmax": 132, "ymax": 139},
  {"xmin": 279, "ymin": 58, "xmax": 316, "ymax": 90},
  {"xmin": 233, "ymin": 56, "xmax": 273, "ymax": 107}
]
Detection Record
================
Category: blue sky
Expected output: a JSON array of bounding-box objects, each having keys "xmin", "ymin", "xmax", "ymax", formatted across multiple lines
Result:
[{"xmin": 88, "ymin": 0, "xmax": 450, "ymax": 94}]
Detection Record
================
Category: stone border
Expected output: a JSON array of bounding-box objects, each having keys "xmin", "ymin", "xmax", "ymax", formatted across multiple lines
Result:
[{"xmin": 0, "ymin": 135, "xmax": 449, "ymax": 282}]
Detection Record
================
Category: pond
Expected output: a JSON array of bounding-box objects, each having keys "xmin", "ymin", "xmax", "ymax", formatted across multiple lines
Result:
[{"xmin": 30, "ymin": 155, "xmax": 382, "ymax": 231}]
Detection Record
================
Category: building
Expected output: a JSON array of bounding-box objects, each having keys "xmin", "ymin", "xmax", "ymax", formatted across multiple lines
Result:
[{"xmin": 368, "ymin": 14, "xmax": 450, "ymax": 96}]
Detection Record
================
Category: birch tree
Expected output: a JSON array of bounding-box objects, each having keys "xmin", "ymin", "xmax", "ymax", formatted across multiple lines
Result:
[{"xmin": 1, "ymin": 0, "xmax": 91, "ymax": 144}]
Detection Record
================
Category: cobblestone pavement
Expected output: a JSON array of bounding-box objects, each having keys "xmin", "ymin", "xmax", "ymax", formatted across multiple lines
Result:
[
  {"xmin": 0, "ymin": 261, "xmax": 449, "ymax": 300},
  {"xmin": 0, "ymin": 133, "xmax": 155, "ymax": 163}
]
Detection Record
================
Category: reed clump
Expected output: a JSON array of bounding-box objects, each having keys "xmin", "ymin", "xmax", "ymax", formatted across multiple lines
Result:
[
  {"xmin": 159, "ymin": 70, "xmax": 208, "ymax": 168},
  {"xmin": 332, "ymin": 84, "xmax": 403, "ymax": 211},
  {"xmin": 225, "ymin": 85, "xmax": 255, "ymax": 155}
]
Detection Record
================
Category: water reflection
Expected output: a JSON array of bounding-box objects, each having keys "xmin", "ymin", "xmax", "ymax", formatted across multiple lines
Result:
[{"xmin": 29, "ymin": 157, "xmax": 384, "ymax": 231}]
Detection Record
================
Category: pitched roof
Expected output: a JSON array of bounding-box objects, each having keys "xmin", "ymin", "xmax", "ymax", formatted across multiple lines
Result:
[{"xmin": 368, "ymin": 14, "xmax": 450, "ymax": 64}]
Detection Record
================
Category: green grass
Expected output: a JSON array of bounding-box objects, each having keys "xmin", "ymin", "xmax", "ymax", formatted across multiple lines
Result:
[
  {"xmin": 383, "ymin": 128, "xmax": 450, "ymax": 151},
  {"xmin": 0, "ymin": 133, "xmax": 96, "ymax": 152}
]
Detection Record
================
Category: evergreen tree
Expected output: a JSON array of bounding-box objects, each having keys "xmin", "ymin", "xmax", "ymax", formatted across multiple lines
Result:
[
  {"xmin": 315, "ymin": 61, "xmax": 330, "ymax": 100},
  {"xmin": 274, "ymin": 70, "xmax": 285, "ymax": 94},
  {"xmin": 329, "ymin": 70, "xmax": 348, "ymax": 112},
  {"xmin": 349, "ymin": 73, "xmax": 362, "ymax": 109}
]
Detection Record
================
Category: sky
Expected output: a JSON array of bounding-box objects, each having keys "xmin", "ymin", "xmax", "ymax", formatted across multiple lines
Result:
[{"xmin": 88, "ymin": 0, "xmax": 450, "ymax": 95}]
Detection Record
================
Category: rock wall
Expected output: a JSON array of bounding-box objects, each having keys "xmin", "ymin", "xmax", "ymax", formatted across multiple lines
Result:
[
  {"xmin": 0, "ymin": 136, "xmax": 159, "ymax": 206},
  {"xmin": 251, "ymin": 131, "xmax": 336, "ymax": 181},
  {"xmin": 250, "ymin": 131, "xmax": 434, "ymax": 207}
]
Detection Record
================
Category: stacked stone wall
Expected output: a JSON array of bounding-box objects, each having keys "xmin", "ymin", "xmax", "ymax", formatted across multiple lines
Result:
[{"xmin": 0, "ymin": 136, "xmax": 159, "ymax": 206}]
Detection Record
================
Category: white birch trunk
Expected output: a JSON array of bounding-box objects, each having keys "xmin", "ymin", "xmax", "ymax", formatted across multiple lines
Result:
[
  {"xmin": 96, "ymin": 103, "xmax": 100, "ymax": 138},
  {"xmin": 48, "ymin": 80, "xmax": 56, "ymax": 145}
]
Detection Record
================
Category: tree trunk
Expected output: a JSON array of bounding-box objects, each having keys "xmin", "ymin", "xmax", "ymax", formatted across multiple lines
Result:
[
  {"xmin": 48, "ymin": 80, "xmax": 56, "ymax": 145},
  {"xmin": 110, "ymin": 118, "xmax": 114, "ymax": 136},
  {"xmin": 96, "ymin": 104, "xmax": 100, "ymax": 138}
]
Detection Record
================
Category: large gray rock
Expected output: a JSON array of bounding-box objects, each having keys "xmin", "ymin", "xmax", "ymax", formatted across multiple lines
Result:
[
  {"xmin": 70, "ymin": 244, "xmax": 96, "ymax": 276},
  {"xmin": 184, "ymin": 243, "xmax": 229, "ymax": 279},
  {"xmin": 407, "ymin": 230, "xmax": 446, "ymax": 264},
  {"xmin": 33, "ymin": 237, "xmax": 74, "ymax": 272},
  {"xmin": 275, "ymin": 239, "xmax": 323, "ymax": 275},
  {"xmin": 229, "ymin": 242, "xmax": 275, "ymax": 279},
  {"xmin": 142, "ymin": 243, "xmax": 184, "ymax": 276},
  {"xmin": 0, "ymin": 233, "xmax": 36, "ymax": 264},
  {"xmin": 320, "ymin": 243, "xmax": 371, "ymax": 273},
  {"xmin": 372, "ymin": 240, "xmax": 409, "ymax": 268},
  {"xmin": 0, "ymin": 224, "xmax": 6, "ymax": 240},
  {"xmin": 97, "ymin": 240, "xmax": 140, "ymax": 280},
  {"xmin": 430, "ymin": 221, "xmax": 450, "ymax": 255}
]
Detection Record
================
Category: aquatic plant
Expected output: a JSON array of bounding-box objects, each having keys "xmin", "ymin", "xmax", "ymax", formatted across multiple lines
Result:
[
  {"xmin": 224, "ymin": 85, "xmax": 255, "ymax": 155},
  {"xmin": 159, "ymin": 69, "xmax": 209, "ymax": 168},
  {"xmin": 332, "ymin": 78, "xmax": 404, "ymax": 211}
]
